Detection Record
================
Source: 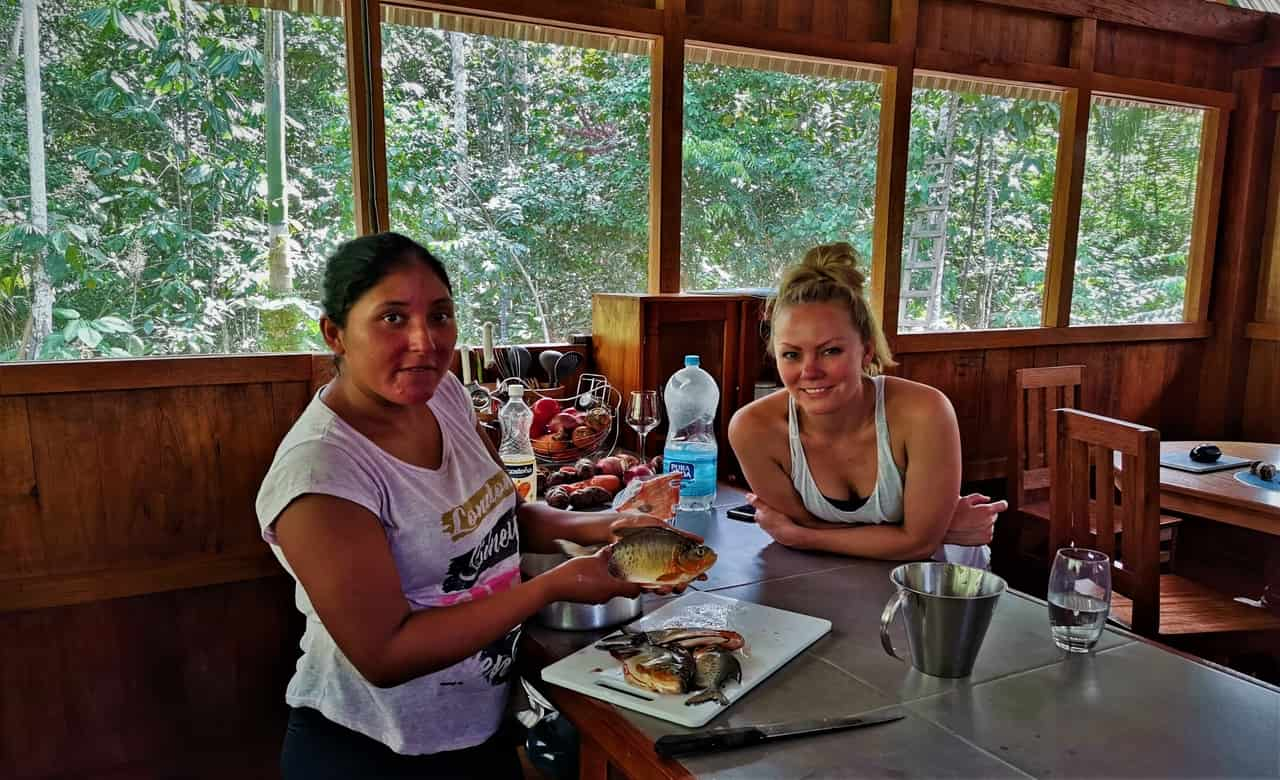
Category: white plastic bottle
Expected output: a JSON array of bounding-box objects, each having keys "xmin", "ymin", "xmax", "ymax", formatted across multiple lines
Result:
[
  {"xmin": 662, "ymin": 355, "xmax": 719, "ymax": 510},
  {"xmin": 499, "ymin": 383, "xmax": 538, "ymax": 502}
]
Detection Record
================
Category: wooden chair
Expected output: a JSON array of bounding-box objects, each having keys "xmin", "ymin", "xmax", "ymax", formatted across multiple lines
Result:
[
  {"xmin": 1049, "ymin": 409, "xmax": 1280, "ymax": 642},
  {"xmin": 1009, "ymin": 365, "xmax": 1178, "ymax": 567},
  {"xmin": 1009, "ymin": 365, "xmax": 1084, "ymax": 526}
]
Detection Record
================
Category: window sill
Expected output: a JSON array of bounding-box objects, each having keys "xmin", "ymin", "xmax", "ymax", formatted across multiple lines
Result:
[
  {"xmin": 1245, "ymin": 322, "xmax": 1280, "ymax": 342},
  {"xmin": 889, "ymin": 321, "xmax": 1212, "ymax": 354}
]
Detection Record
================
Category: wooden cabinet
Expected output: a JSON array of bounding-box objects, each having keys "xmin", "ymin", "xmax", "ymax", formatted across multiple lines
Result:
[{"xmin": 592, "ymin": 293, "xmax": 767, "ymax": 480}]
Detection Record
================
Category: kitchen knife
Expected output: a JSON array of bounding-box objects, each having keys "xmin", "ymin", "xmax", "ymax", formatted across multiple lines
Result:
[{"xmin": 653, "ymin": 709, "xmax": 905, "ymax": 759}]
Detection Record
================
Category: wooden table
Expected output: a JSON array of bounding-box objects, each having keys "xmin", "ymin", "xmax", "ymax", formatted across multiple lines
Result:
[
  {"xmin": 521, "ymin": 489, "xmax": 1280, "ymax": 779},
  {"xmin": 1160, "ymin": 442, "xmax": 1280, "ymax": 610}
]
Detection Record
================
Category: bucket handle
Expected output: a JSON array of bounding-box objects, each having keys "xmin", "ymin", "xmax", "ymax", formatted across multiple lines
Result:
[{"xmin": 879, "ymin": 588, "xmax": 908, "ymax": 663}]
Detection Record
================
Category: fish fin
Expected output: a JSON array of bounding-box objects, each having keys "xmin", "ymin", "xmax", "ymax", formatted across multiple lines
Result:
[
  {"xmin": 656, "ymin": 571, "xmax": 684, "ymax": 583},
  {"xmin": 612, "ymin": 526, "xmax": 649, "ymax": 539},
  {"xmin": 553, "ymin": 539, "xmax": 603, "ymax": 557}
]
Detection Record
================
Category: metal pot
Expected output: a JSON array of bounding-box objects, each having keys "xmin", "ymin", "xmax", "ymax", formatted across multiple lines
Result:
[{"xmin": 521, "ymin": 552, "xmax": 643, "ymax": 631}]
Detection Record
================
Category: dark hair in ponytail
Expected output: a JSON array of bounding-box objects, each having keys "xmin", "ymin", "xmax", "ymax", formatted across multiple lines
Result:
[{"xmin": 322, "ymin": 232, "xmax": 452, "ymax": 328}]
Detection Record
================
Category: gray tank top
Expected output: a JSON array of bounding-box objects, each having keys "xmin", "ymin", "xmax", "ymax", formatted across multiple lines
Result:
[
  {"xmin": 788, "ymin": 375, "xmax": 903, "ymax": 525},
  {"xmin": 786, "ymin": 376, "xmax": 990, "ymax": 568}
]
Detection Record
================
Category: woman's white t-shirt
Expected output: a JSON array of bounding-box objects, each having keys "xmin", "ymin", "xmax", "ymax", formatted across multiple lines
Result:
[{"xmin": 256, "ymin": 373, "xmax": 520, "ymax": 755}]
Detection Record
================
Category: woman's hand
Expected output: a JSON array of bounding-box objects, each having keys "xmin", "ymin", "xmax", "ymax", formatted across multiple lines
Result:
[
  {"xmin": 746, "ymin": 493, "xmax": 811, "ymax": 549},
  {"xmin": 545, "ymin": 548, "xmax": 644, "ymax": 604},
  {"xmin": 943, "ymin": 493, "xmax": 1006, "ymax": 546}
]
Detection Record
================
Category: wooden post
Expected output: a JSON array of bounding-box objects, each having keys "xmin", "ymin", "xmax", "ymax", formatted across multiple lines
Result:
[
  {"xmin": 344, "ymin": 0, "xmax": 390, "ymax": 234},
  {"xmin": 1198, "ymin": 68, "xmax": 1278, "ymax": 438},
  {"xmin": 1042, "ymin": 18, "xmax": 1095, "ymax": 328},
  {"xmin": 870, "ymin": 0, "xmax": 919, "ymax": 340},
  {"xmin": 1183, "ymin": 107, "xmax": 1230, "ymax": 323},
  {"xmin": 649, "ymin": 0, "xmax": 685, "ymax": 293}
]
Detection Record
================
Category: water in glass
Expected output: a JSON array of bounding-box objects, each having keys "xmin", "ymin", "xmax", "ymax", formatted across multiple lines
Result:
[{"xmin": 1048, "ymin": 547, "xmax": 1112, "ymax": 653}]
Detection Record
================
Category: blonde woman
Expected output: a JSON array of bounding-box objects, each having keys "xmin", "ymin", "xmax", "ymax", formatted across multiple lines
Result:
[{"xmin": 728, "ymin": 243, "xmax": 1003, "ymax": 565}]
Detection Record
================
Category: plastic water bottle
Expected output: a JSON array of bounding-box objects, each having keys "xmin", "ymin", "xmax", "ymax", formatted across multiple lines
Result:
[
  {"xmin": 663, "ymin": 355, "xmax": 719, "ymax": 510},
  {"xmin": 499, "ymin": 383, "xmax": 537, "ymax": 502}
]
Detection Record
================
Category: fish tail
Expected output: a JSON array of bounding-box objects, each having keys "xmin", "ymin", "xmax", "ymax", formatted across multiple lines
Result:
[{"xmin": 684, "ymin": 688, "xmax": 726, "ymax": 706}]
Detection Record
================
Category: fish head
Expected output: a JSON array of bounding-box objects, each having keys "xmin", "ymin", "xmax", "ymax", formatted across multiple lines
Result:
[
  {"xmin": 677, "ymin": 543, "xmax": 718, "ymax": 577},
  {"xmin": 623, "ymin": 644, "xmax": 696, "ymax": 693}
]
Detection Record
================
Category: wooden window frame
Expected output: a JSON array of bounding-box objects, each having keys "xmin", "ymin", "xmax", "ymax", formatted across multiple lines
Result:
[
  {"xmin": 6, "ymin": 0, "xmax": 1254, "ymax": 369},
  {"xmin": 343, "ymin": 2, "xmax": 1236, "ymax": 355}
]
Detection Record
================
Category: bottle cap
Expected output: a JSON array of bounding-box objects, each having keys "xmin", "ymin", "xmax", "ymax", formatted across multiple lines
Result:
[
  {"xmin": 508, "ymin": 382, "xmax": 524, "ymax": 398},
  {"xmin": 684, "ymin": 355, "xmax": 700, "ymax": 367}
]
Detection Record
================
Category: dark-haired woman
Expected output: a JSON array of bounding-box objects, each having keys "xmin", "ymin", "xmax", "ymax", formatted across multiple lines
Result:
[{"xmin": 256, "ymin": 232, "xmax": 684, "ymax": 779}]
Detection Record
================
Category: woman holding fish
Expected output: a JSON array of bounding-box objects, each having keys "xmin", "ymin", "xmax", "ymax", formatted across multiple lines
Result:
[
  {"xmin": 729, "ymin": 242, "xmax": 1005, "ymax": 566},
  {"xmin": 254, "ymin": 233, "xmax": 707, "ymax": 779}
]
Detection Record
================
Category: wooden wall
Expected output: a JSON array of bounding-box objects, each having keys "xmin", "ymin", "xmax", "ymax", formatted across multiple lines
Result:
[
  {"xmin": 892, "ymin": 338, "xmax": 1207, "ymax": 482},
  {"xmin": 0, "ymin": 355, "xmax": 319, "ymax": 778}
]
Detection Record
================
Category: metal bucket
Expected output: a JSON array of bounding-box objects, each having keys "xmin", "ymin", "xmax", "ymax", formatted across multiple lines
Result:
[
  {"xmin": 521, "ymin": 552, "xmax": 642, "ymax": 631},
  {"xmin": 879, "ymin": 562, "xmax": 1006, "ymax": 678}
]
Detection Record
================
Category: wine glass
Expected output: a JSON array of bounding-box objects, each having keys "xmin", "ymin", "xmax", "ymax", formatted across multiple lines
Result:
[
  {"xmin": 626, "ymin": 390, "xmax": 661, "ymax": 462},
  {"xmin": 1048, "ymin": 547, "xmax": 1112, "ymax": 653}
]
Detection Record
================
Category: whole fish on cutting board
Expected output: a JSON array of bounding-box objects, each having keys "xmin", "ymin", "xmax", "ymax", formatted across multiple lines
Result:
[
  {"xmin": 596, "ymin": 626, "xmax": 745, "ymax": 656},
  {"xmin": 621, "ymin": 644, "xmax": 696, "ymax": 695},
  {"xmin": 556, "ymin": 526, "xmax": 716, "ymax": 587}
]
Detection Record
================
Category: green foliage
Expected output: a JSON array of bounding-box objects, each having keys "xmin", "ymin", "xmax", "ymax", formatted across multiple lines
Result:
[
  {"xmin": 902, "ymin": 88, "xmax": 1061, "ymax": 331},
  {"xmin": 382, "ymin": 30, "xmax": 650, "ymax": 344},
  {"xmin": 0, "ymin": 5, "xmax": 1209, "ymax": 361},
  {"xmin": 1, "ymin": 0, "xmax": 351, "ymax": 360},
  {"xmin": 1072, "ymin": 103, "xmax": 1203, "ymax": 324},
  {"xmin": 682, "ymin": 64, "xmax": 881, "ymax": 290}
]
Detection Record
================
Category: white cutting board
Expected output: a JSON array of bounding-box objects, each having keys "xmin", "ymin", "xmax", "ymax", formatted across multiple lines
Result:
[{"xmin": 540, "ymin": 591, "xmax": 831, "ymax": 727}]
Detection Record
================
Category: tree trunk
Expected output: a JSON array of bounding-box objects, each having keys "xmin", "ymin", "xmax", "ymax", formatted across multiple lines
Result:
[
  {"xmin": 449, "ymin": 32, "xmax": 468, "ymax": 195},
  {"xmin": 18, "ymin": 0, "xmax": 51, "ymax": 361},
  {"xmin": 0, "ymin": 17, "xmax": 23, "ymax": 93},
  {"xmin": 979, "ymin": 148, "xmax": 997, "ymax": 328},
  {"xmin": 261, "ymin": 10, "xmax": 300, "ymax": 351},
  {"xmin": 960, "ymin": 131, "xmax": 984, "ymax": 326}
]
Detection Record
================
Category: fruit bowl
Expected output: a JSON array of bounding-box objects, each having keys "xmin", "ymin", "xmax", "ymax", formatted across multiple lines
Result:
[
  {"xmin": 528, "ymin": 375, "xmax": 620, "ymax": 467},
  {"xmin": 531, "ymin": 402, "xmax": 613, "ymax": 466}
]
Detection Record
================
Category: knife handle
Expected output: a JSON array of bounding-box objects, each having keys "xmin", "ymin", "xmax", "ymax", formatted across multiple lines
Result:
[{"xmin": 654, "ymin": 728, "xmax": 767, "ymax": 759}]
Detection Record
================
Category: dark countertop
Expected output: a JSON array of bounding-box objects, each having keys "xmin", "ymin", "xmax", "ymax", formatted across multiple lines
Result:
[{"xmin": 524, "ymin": 492, "xmax": 1280, "ymax": 779}]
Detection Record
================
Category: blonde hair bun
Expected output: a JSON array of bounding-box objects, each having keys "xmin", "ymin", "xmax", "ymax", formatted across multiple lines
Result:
[{"xmin": 799, "ymin": 242, "xmax": 867, "ymax": 296}]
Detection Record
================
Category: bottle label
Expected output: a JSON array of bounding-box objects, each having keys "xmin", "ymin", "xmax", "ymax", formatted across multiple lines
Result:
[
  {"xmin": 666, "ymin": 457, "xmax": 716, "ymax": 498},
  {"xmin": 667, "ymin": 460, "xmax": 695, "ymax": 481},
  {"xmin": 504, "ymin": 462, "xmax": 535, "ymax": 480},
  {"xmin": 503, "ymin": 460, "xmax": 537, "ymax": 501}
]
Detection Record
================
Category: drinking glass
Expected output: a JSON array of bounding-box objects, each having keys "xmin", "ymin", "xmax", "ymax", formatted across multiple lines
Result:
[
  {"xmin": 626, "ymin": 390, "xmax": 661, "ymax": 462},
  {"xmin": 1048, "ymin": 547, "xmax": 1112, "ymax": 653}
]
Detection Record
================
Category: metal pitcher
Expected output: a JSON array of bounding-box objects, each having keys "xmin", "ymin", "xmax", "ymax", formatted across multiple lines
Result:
[{"xmin": 879, "ymin": 562, "xmax": 1006, "ymax": 678}]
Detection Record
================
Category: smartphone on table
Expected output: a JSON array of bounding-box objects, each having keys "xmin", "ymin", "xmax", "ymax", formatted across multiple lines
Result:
[{"xmin": 726, "ymin": 503, "xmax": 756, "ymax": 523}]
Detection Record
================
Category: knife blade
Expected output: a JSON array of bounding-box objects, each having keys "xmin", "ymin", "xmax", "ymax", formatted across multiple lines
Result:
[{"xmin": 654, "ymin": 709, "xmax": 905, "ymax": 759}]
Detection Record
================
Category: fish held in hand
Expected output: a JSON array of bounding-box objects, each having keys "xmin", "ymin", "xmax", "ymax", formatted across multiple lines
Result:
[
  {"xmin": 621, "ymin": 644, "xmax": 696, "ymax": 695},
  {"xmin": 607, "ymin": 526, "xmax": 716, "ymax": 586},
  {"xmin": 554, "ymin": 526, "xmax": 716, "ymax": 587},
  {"xmin": 685, "ymin": 648, "xmax": 742, "ymax": 707}
]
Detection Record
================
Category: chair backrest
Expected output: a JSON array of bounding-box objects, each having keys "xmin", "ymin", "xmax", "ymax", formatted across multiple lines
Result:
[
  {"xmin": 1050, "ymin": 408, "xmax": 1162, "ymax": 636},
  {"xmin": 1009, "ymin": 365, "xmax": 1084, "ymax": 512}
]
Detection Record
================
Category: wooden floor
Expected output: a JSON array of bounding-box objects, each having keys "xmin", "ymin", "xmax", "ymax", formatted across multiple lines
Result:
[{"xmin": 1109, "ymin": 575, "xmax": 1280, "ymax": 635}]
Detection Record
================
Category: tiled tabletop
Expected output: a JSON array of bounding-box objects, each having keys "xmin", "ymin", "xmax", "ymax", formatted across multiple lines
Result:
[{"xmin": 526, "ymin": 496, "xmax": 1280, "ymax": 779}]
